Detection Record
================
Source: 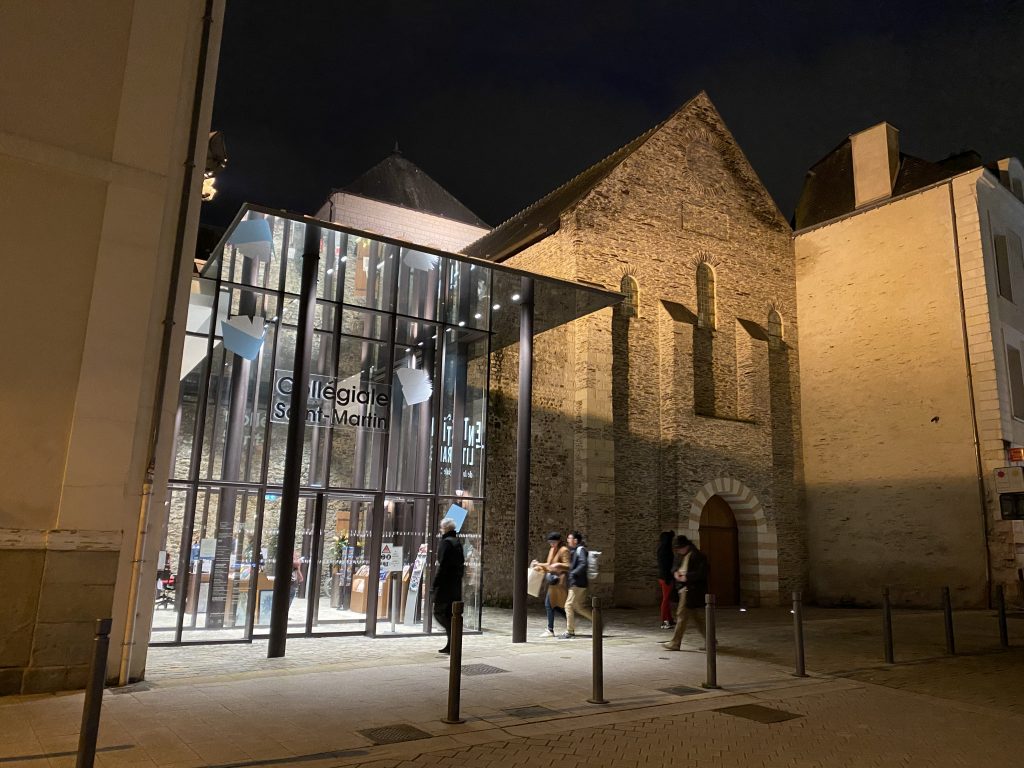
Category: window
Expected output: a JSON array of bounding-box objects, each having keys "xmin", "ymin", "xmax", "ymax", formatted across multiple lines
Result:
[
  {"xmin": 995, "ymin": 234, "xmax": 1013, "ymax": 302},
  {"xmin": 619, "ymin": 274, "xmax": 639, "ymax": 318},
  {"xmin": 1006, "ymin": 344, "xmax": 1024, "ymax": 419},
  {"xmin": 696, "ymin": 262, "xmax": 716, "ymax": 330},
  {"xmin": 768, "ymin": 308, "xmax": 784, "ymax": 349}
]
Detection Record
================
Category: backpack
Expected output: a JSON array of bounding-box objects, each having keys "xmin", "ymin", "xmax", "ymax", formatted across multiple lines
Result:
[{"xmin": 586, "ymin": 549, "xmax": 602, "ymax": 582}]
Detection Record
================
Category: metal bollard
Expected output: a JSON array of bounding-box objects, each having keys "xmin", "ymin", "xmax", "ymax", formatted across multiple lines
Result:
[
  {"xmin": 587, "ymin": 596, "xmax": 608, "ymax": 704},
  {"xmin": 390, "ymin": 576, "xmax": 401, "ymax": 633},
  {"xmin": 882, "ymin": 587, "xmax": 895, "ymax": 664},
  {"xmin": 997, "ymin": 584, "xmax": 1009, "ymax": 649},
  {"xmin": 702, "ymin": 594, "xmax": 720, "ymax": 689},
  {"xmin": 441, "ymin": 601, "xmax": 465, "ymax": 724},
  {"xmin": 792, "ymin": 591, "xmax": 807, "ymax": 677},
  {"xmin": 942, "ymin": 586, "xmax": 955, "ymax": 655},
  {"xmin": 76, "ymin": 618, "xmax": 112, "ymax": 768}
]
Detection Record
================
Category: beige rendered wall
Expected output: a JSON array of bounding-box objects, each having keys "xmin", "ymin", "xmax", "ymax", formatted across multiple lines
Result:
[
  {"xmin": 0, "ymin": 0, "xmax": 223, "ymax": 694},
  {"xmin": 795, "ymin": 184, "xmax": 989, "ymax": 607},
  {"xmin": 964, "ymin": 171, "xmax": 1024, "ymax": 598}
]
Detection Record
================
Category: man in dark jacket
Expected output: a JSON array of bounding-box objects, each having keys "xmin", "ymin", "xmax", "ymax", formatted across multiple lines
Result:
[
  {"xmin": 431, "ymin": 517, "xmax": 464, "ymax": 654},
  {"xmin": 560, "ymin": 530, "xmax": 593, "ymax": 639},
  {"xmin": 662, "ymin": 535, "xmax": 709, "ymax": 651}
]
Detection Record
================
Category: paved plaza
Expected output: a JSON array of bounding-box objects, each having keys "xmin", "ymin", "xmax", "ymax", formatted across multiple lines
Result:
[{"xmin": 1, "ymin": 605, "xmax": 1022, "ymax": 767}]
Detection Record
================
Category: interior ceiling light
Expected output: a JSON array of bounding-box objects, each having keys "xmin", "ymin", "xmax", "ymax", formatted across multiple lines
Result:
[
  {"xmin": 492, "ymin": 303, "xmax": 500, "ymax": 310},
  {"xmin": 511, "ymin": 293, "xmax": 521, "ymax": 301}
]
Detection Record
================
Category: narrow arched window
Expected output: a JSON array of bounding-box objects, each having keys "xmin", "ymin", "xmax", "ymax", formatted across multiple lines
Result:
[
  {"xmin": 696, "ymin": 262, "xmax": 716, "ymax": 330},
  {"xmin": 620, "ymin": 274, "xmax": 639, "ymax": 318},
  {"xmin": 768, "ymin": 308, "xmax": 784, "ymax": 348}
]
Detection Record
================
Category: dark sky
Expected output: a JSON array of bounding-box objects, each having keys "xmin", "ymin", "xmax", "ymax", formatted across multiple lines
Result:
[{"xmin": 204, "ymin": 0, "xmax": 1024, "ymax": 230}]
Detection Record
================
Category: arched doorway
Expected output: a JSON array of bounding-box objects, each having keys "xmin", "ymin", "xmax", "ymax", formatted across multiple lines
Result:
[{"xmin": 699, "ymin": 495, "xmax": 740, "ymax": 605}]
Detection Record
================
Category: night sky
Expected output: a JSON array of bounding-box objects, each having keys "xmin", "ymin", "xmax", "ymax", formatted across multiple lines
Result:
[{"xmin": 204, "ymin": 0, "xmax": 1024, "ymax": 230}]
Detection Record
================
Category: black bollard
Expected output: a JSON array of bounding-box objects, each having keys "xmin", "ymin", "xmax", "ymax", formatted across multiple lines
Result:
[
  {"xmin": 587, "ymin": 596, "xmax": 608, "ymax": 704},
  {"xmin": 942, "ymin": 587, "xmax": 955, "ymax": 655},
  {"xmin": 76, "ymin": 618, "xmax": 112, "ymax": 768},
  {"xmin": 882, "ymin": 587, "xmax": 895, "ymax": 664},
  {"xmin": 442, "ymin": 601, "xmax": 465, "ymax": 724},
  {"xmin": 702, "ymin": 594, "xmax": 720, "ymax": 690},
  {"xmin": 997, "ymin": 584, "xmax": 1009, "ymax": 649},
  {"xmin": 792, "ymin": 591, "xmax": 807, "ymax": 677}
]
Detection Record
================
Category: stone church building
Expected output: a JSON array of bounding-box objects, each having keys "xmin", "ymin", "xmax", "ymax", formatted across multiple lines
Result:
[{"xmin": 464, "ymin": 92, "xmax": 803, "ymax": 607}]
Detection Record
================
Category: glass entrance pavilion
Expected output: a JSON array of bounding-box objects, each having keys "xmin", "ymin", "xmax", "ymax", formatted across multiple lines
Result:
[{"xmin": 152, "ymin": 205, "xmax": 618, "ymax": 646}]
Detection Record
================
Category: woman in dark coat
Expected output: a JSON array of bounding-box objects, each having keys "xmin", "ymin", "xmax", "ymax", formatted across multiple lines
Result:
[{"xmin": 656, "ymin": 531, "xmax": 676, "ymax": 629}]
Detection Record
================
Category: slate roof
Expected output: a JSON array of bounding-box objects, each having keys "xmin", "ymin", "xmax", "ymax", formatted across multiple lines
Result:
[
  {"xmin": 338, "ymin": 151, "xmax": 489, "ymax": 228},
  {"xmin": 794, "ymin": 140, "xmax": 983, "ymax": 230}
]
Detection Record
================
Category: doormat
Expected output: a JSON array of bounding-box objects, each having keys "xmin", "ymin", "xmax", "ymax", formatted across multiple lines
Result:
[
  {"xmin": 502, "ymin": 705, "xmax": 559, "ymax": 718},
  {"xmin": 659, "ymin": 685, "xmax": 705, "ymax": 697},
  {"xmin": 713, "ymin": 704, "xmax": 801, "ymax": 723},
  {"xmin": 357, "ymin": 724, "xmax": 433, "ymax": 745},
  {"xmin": 461, "ymin": 664, "xmax": 509, "ymax": 676}
]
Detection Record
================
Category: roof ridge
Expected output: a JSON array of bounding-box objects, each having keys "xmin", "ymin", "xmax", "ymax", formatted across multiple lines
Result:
[{"xmin": 483, "ymin": 92, "xmax": 706, "ymax": 234}]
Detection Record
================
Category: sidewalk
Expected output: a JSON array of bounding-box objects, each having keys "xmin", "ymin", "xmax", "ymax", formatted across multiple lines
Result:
[{"xmin": 1, "ymin": 605, "xmax": 1022, "ymax": 767}]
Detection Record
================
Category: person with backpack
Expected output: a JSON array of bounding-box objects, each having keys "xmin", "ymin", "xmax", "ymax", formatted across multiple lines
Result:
[{"xmin": 560, "ymin": 530, "xmax": 594, "ymax": 639}]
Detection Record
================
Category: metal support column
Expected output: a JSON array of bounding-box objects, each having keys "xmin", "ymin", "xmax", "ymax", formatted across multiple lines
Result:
[
  {"xmin": 268, "ymin": 223, "xmax": 321, "ymax": 658},
  {"xmin": 512, "ymin": 277, "xmax": 534, "ymax": 644}
]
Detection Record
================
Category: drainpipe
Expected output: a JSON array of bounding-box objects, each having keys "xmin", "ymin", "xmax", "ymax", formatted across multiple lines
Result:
[
  {"xmin": 948, "ymin": 183, "xmax": 994, "ymax": 607},
  {"xmin": 118, "ymin": 0, "xmax": 219, "ymax": 684}
]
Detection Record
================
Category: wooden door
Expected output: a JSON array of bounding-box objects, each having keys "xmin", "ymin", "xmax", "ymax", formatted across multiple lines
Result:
[{"xmin": 699, "ymin": 495, "xmax": 740, "ymax": 605}]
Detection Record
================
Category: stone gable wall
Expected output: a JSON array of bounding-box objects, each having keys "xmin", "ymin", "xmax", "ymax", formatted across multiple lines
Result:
[{"xmin": 490, "ymin": 97, "xmax": 803, "ymax": 608}]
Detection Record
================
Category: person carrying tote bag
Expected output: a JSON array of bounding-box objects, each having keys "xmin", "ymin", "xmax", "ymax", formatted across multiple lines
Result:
[{"xmin": 531, "ymin": 531, "xmax": 570, "ymax": 637}]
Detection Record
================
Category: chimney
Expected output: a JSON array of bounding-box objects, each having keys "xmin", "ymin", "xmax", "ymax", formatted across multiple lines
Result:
[{"xmin": 850, "ymin": 122, "xmax": 900, "ymax": 208}]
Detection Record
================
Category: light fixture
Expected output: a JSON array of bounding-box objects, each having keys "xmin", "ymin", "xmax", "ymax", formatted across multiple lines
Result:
[
  {"xmin": 458, "ymin": 321, "xmax": 465, "ymax": 327},
  {"xmin": 405, "ymin": 347, "xmax": 411, "ymax": 352},
  {"xmin": 474, "ymin": 313, "xmax": 482, "ymax": 319},
  {"xmin": 417, "ymin": 341, "xmax": 424, "ymax": 346},
  {"xmin": 340, "ymin": 256, "xmax": 347, "ymax": 263},
  {"xmin": 511, "ymin": 293, "xmax": 521, "ymax": 301},
  {"xmin": 492, "ymin": 303, "xmax": 500, "ymax": 310},
  {"xmin": 326, "ymin": 268, "xmax": 334, "ymax": 275}
]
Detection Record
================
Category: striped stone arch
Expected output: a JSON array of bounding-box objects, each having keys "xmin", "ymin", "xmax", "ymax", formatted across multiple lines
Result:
[{"xmin": 685, "ymin": 476, "xmax": 780, "ymax": 606}]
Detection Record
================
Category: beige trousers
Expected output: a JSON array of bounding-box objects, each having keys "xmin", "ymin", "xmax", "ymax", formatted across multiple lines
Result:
[{"xmin": 564, "ymin": 586, "xmax": 593, "ymax": 632}]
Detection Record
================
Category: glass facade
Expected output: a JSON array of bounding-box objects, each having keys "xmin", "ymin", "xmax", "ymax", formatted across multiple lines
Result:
[{"xmin": 152, "ymin": 205, "xmax": 618, "ymax": 646}]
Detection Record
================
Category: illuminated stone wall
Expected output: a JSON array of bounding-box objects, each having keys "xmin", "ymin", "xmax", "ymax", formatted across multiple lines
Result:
[{"xmin": 486, "ymin": 94, "xmax": 803, "ymax": 608}]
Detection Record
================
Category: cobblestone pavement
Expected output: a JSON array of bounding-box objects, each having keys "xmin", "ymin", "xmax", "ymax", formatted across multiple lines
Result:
[{"xmin": 1, "ymin": 606, "xmax": 1021, "ymax": 767}]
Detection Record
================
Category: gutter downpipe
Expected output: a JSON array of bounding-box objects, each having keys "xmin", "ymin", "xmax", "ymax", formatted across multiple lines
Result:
[
  {"xmin": 948, "ymin": 182, "xmax": 994, "ymax": 607},
  {"xmin": 118, "ymin": 0, "xmax": 218, "ymax": 684}
]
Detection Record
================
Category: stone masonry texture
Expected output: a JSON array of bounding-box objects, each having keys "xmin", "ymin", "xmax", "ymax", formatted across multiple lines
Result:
[{"xmin": 484, "ymin": 93, "xmax": 804, "ymax": 608}]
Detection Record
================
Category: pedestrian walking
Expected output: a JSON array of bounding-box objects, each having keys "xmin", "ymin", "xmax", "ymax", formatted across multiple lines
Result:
[
  {"xmin": 657, "ymin": 530, "xmax": 676, "ymax": 629},
  {"xmin": 533, "ymin": 532, "xmax": 570, "ymax": 637},
  {"xmin": 662, "ymin": 535, "xmax": 708, "ymax": 651},
  {"xmin": 431, "ymin": 517, "xmax": 464, "ymax": 654},
  {"xmin": 560, "ymin": 530, "xmax": 594, "ymax": 639}
]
